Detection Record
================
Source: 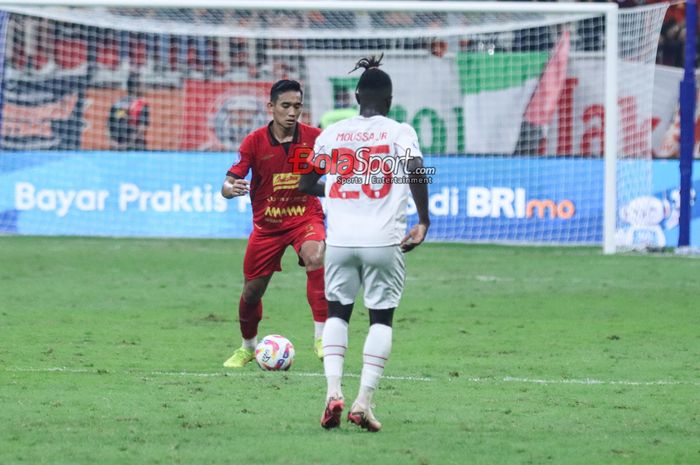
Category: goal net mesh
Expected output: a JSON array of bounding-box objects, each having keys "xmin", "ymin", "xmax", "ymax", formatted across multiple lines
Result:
[{"xmin": 0, "ymin": 4, "xmax": 668, "ymax": 244}]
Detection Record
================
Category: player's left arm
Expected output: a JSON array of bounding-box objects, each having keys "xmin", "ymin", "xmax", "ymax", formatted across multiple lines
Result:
[
  {"xmin": 398, "ymin": 124, "xmax": 430, "ymax": 252},
  {"xmin": 402, "ymin": 159, "xmax": 430, "ymax": 252}
]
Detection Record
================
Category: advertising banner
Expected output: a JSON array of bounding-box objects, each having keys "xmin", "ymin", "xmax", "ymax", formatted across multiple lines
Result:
[
  {"xmin": 0, "ymin": 151, "xmax": 249, "ymax": 237},
  {"xmin": 652, "ymin": 66, "xmax": 700, "ymax": 159},
  {"xmin": 1, "ymin": 151, "xmax": 697, "ymax": 246},
  {"xmin": 461, "ymin": 55, "xmax": 658, "ymax": 157},
  {"xmin": 0, "ymin": 61, "xmax": 684, "ymax": 156},
  {"xmin": 81, "ymin": 87, "xmax": 184, "ymax": 151},
  {"xmin": 617, "ymin": 159, "xmax": 700, "ymax": 248},
  {"xmin": 0, "ymin": 151, "xmax": 594, "ymax": 243},
  {"xmin": 305, "ymin": 55, "xmax": 462, "ymax": 154},
  {"xmin": 180, "ymin": 80, "xmax": 271, "ymax": 151},
  {"xmin": 307, "ymin": 53, "xmax": 663, "ymax": 158},
  {"xmin": 1, "ymin": 77, "xmax": 88, "ymax": 150}
]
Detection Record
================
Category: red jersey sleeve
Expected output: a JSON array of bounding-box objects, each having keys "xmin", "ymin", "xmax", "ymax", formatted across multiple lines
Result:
[{"xmin": 227, "ymin": 134, "xmax": 254, "ymax": 178}]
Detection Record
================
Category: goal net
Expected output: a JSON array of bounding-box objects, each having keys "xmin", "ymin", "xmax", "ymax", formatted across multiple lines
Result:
[{"xmin": 0, "ymin": 1, "xmax": 668, "ymax": 250}]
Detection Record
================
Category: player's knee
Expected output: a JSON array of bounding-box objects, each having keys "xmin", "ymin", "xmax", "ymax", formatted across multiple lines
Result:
[
  {"xmin": 300, "ymin": 241, "xmax": 325, "ymax": 269},
  {"xmin": 302, "ymin": 251, "xmax": 324, "ymax": 270},
  {"xmin": 369, "ymin": 308, "xmax": 395, "ymax": 327},
  {"xmin": 242, "ymin": 289, "xmax": 262, "ymax": 304},
  {"xmin": 304, "ymin": 258, "xmax": 323, "ymax": 271},
  {"xmin": 328, "ymin": 301, "xmax": 353, "ymax": 323},
  {"xmin": 242, "ymin": 282, "xmax": 266, "ymax": 303}
]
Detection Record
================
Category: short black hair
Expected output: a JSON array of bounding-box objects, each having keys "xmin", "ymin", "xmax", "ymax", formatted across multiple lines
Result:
[
  {"xmin": 352, "ymin": 54, "xmax": 392, "ymax": 98},
  {"xmin": 126, "ymin": 72, "xmax": 142, "ymax": 95},
  {"xmin": 270, "ymin": 79, "xmax": 303, "ymax": 102}
]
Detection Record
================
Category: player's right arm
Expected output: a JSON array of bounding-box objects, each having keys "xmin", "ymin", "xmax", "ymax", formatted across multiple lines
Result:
[
  {"xmin": 221, "ymin": 175, "xmax": 250, "ymax": 198},
  {"xmin": 298, "ymin": 137, "xmax": 328, "ymax": 197},
  {"xmin": 221, "ymin": 135, "xmax": 253, "ymax": 199},
  {"xmin": 298, "ymin": 172, "xmax": 325, "ymax": 197}
]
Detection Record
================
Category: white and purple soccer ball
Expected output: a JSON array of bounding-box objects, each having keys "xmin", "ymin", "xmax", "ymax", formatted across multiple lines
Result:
[{"xmin": 255, "ymin": 335, "xmax": 295, "ymax": 371}]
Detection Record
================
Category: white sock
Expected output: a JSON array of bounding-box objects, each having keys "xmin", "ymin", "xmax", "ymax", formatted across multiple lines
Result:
[
  {"xmin": 242, "ymin": 337, "xmax": 257, "ymax": 351},
  {"xmin": 356, "ymin": 324, "xmax": 392, "ymax": 408},
  {"xmin": 314, "ymin": 321, "xmax": 325, "ymax": 340},
  {"xmin": 322, "ymin": 317, "xmax": 348, "ymax": 400}
]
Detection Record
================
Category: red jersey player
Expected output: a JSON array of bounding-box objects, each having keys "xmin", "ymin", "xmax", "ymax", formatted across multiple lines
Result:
[{"xmin": 221, "ymin": 80, "xmax": 327, "ymax": 368}]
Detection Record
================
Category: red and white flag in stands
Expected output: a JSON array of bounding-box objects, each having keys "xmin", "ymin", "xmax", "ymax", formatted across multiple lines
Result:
[
  {"xmin": 524, "ymin": 30, "xmax": 571, "ymax": 126},
  {"xmin": 514, "ymin": 31, "xmax": 571, "ymax": 155}
]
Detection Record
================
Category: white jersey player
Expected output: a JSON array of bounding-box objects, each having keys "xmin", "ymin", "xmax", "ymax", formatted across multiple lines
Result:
[
  {"xmin": 299, "ymin": 55, "xmax": 431, "ymax": 433},
  {"xmin": 314, "ymin": 115, "xmax": 422, "ymax": 248}
]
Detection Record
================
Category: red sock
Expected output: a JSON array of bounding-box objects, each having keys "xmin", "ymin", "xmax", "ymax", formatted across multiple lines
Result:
[
  {"xmin": 238, "ymin": 295, "xmax": 262, "ymax": 340},
  {"xmin": 306, "ymin": 268, "xmax": 327, "ymax": 323}
]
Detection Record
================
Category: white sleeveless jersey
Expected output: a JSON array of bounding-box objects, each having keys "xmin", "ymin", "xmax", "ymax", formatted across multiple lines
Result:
[{"xmin": 313, "ymin": 115, "xmax": 422, "ymax": 247}]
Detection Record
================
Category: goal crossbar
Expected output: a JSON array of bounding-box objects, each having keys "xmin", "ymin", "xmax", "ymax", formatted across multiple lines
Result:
[{"xmin": 0, "ymin": 0, "xmax": 619, "ymax": 14}]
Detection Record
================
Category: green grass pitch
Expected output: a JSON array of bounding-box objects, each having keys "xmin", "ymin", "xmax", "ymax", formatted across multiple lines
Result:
[{"xmin": 1, "ymin": 236, "xmax": 698, "ymax": 465}]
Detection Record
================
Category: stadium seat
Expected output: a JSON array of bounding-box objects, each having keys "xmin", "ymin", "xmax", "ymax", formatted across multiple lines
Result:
[
  {"xmin": 97, "ymin": 39, "xmax": 121, "ymax": 70},
  {"xmin": 55, "ymin": 38, "xmax": 87, "ymax": 69}
]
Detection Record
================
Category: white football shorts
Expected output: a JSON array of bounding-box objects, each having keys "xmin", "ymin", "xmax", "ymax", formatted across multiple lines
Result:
[{"xmin": 324, "ymin": 245, "xmax": 406, "ymax": 310}]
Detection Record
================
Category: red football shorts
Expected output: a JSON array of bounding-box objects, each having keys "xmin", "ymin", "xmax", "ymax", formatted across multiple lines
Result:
[{"xmin": 243, "ymin": 221, "xmax": 326, "ymax": 281}]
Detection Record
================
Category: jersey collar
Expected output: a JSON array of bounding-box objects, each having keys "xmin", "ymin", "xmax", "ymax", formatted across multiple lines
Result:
[{"xmin": 267, "ymin": 121, "xmax": 300, "ymax": 146}]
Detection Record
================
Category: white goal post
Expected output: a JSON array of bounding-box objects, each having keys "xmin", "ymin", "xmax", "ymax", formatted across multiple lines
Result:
[{"xmin": 0, "ymin": 0, "xmax": 667, "ymax": 252}]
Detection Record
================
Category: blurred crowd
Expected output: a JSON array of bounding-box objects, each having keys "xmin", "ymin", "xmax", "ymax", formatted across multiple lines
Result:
[
  {"xmin": 656, "ymin": 1, "xmax": 689, "ymax": 67},
  {"xmin": 4, "ymin": 1, "xmax": 694, "ymax": 82},
  {"xmin": 6, "ymin": 9, "xmax": 452, "ymax": 81}
]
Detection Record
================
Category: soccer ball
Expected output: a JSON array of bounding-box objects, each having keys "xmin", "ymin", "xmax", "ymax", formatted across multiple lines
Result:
[{"xmin": 255, "ymin": 335, "xmax": 295, "ymax": 371}]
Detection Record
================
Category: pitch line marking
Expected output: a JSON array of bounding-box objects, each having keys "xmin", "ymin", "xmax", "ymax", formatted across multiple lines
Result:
[
  {"xmin": 499, "ymin": 376, "xmax": 699, "ymax": 386},
  {"xmin": 4, "ymin": 367, "xmax": 699, "ymax": 387},
  {"xmin": 2, "ymin": 367, "xmax": 432, "ymax": 382}
]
